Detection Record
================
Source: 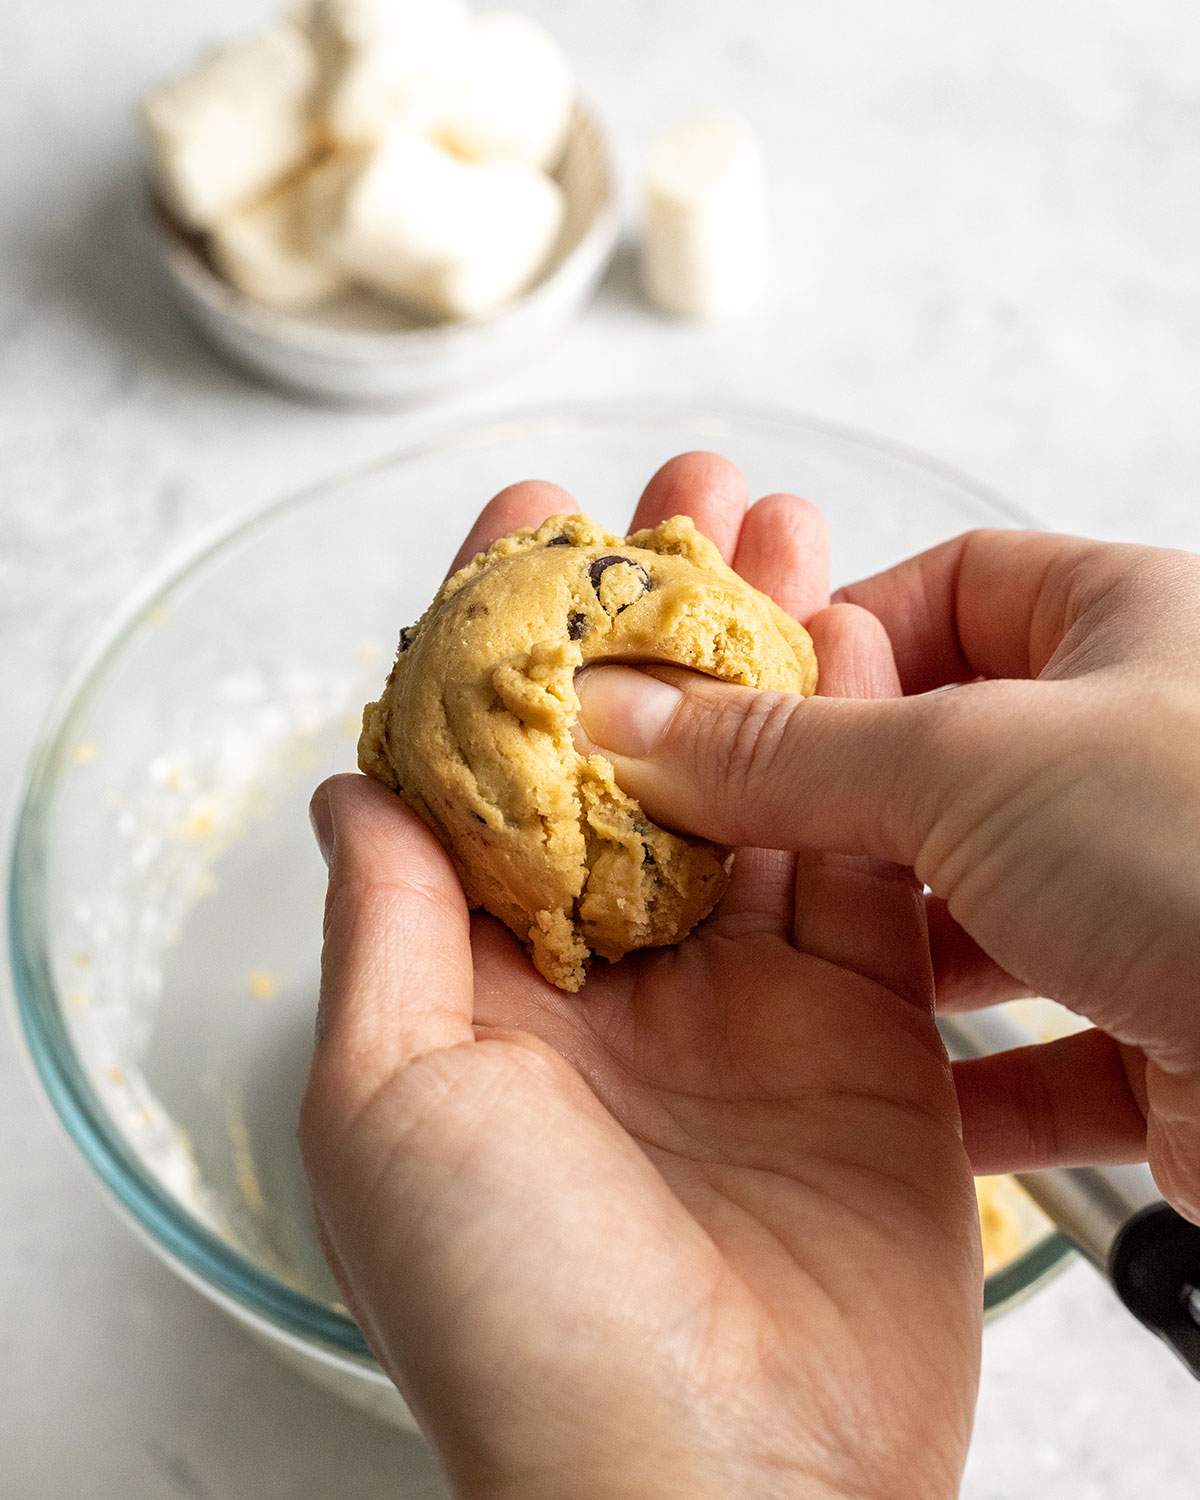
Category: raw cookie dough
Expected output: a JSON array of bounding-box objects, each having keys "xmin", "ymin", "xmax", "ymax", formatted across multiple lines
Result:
[{"xmin": 359, "ymin": 511, "xmax": 818, "ymax": 990}]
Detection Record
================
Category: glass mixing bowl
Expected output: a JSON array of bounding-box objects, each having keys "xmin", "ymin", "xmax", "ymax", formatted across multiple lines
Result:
[{"xmin": 6, "ymin": 402, "xmax": 1072, "ymax": 1428}]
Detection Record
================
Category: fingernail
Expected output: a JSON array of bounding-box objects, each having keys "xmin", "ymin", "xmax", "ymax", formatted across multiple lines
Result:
[
  {"xmin": 310, "ymin": 786, "xmax": 335, "ymax": 868},
  {"xmin": 576, "ymin": 666, "xmax": 682, "ymax": 758}
]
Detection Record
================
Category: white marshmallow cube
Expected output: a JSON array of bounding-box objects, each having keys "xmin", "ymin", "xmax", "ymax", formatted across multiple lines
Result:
[
  {"xmin": 641, "ymin": 113, "xmax": 767, "ymax": 319},
  {"xmin": 306, "ymin": 0, "xmax": 471, "ymax": 143},
  {"xmin": 315, "ymin": 127, "xmax": 565, "ymax": 319},
  {"xmin": 435, "ymin": 11, "xmax": 575, "ymax": 171},
  {"xmin": 208, "ymin": 170, "xmax": 353, "ymax": 310},
  {"xmin": 141, "ymin": 23, "xmax": 318, "ymax": 230}
]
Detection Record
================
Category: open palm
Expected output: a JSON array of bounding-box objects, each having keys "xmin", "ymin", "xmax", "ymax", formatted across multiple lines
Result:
[{"xmin": 302, "ymin": 455, "xmax": 982, "ymax": 1500}]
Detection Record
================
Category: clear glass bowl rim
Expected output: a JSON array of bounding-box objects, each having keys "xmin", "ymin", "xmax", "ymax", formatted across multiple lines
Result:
[{"xmin": 4, "ymin": 399, "xmax": 1072, "ymax": 1368}]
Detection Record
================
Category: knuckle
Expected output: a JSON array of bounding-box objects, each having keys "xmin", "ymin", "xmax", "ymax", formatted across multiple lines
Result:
[
  {"xmin": 1149, "ymin": 1112, "xmax": 1200, "ymax": 1227},
  {"xmin": 905, "ymin": 681, "xmax": 1030, "ymax": 884},
  {"xmin": 1011, "ymin": 1054, "xmax": 1062, "ymax": 1170},
  {"xmin": 323, "ymin": 869, "xmax": 460, "ymax": 950},
  {"xmin": 718, "ymin": 690, "xmax": 805, "ymax": 838}
]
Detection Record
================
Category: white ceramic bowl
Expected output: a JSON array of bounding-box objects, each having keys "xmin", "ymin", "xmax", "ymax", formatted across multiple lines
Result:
[{"xmin": 150, "ymin": 104, "xmax": 619, "ymax": 405}]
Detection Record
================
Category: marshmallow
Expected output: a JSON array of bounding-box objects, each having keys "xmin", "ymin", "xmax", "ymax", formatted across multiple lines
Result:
[
  {"xmin": 208, "ymin": 169, "xmax": 353, "ymax": 310},
  {"xmin": 314, "ymin": 127, "xmax": 564, "ymax": 319},
  {"xmin": 306, "ymin": 0, "xmax": 471, "ymax": 143},
  {"xmin": 641, "ymin": 113, "xmax": 767, "ymax": 319},
  {"xmin": 142, "ymin": 23, "xmax": 318, "ymax": 230},
  {"xmin": 436, "ymin": 11, "xmax": 574, "ymax": 170}
]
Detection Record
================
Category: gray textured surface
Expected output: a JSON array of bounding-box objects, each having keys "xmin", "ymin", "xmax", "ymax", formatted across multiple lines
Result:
[{"xmin": 2, "ymin": 1, "xmax": 1197, "ymax": 1494}]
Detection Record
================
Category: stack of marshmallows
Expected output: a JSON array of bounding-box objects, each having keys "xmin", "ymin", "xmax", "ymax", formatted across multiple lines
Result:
[{"xmin": 142, "ymin": 0, "xmax": 575, "ymax": 320}]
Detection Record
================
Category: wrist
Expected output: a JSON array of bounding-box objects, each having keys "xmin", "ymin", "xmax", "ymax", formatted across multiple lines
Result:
[{"xmin": 438, "ymin": 1400, "xmax": 964, "ymax": 1500}]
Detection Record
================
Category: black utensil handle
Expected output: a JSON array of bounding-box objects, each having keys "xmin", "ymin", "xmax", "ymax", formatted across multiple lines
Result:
[{"xmin": 1109, "ymin": 1202, "xmax": 1200, "ymax": 1379}]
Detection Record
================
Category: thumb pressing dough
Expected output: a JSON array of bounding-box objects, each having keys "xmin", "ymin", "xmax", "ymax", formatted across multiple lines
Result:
[{"xmin": 358, "ymin": 511, "xmax": 818, "ymax": 990}]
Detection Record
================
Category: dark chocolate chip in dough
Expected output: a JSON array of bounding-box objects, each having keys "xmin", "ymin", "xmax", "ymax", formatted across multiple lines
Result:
[
  {"xmin": 546, "ymin": 535, "xmax": 572, "ymax": 546},
  {"xmin": 398, "ymin": 625, "xmax": 417, "ymax": 653},
  {"xmin": 588, "ymin": 554, "xmax": 652, "ymax": 609},
  {"xmin": 589, "ymin": 554, "xmax": 629, "ymax": 587},
  {"xmin": 567, "ymin": 611, "xmax": 587, "ymax": 641},
  {"xmin": 642, "ymin": 844, "xmax": 655, "ymax": 866}
]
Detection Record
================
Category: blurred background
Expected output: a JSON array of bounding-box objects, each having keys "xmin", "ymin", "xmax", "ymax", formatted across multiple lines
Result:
[{"xmin": 2, "ymin": 1, "xmax": 1198, "ymax": 1495}]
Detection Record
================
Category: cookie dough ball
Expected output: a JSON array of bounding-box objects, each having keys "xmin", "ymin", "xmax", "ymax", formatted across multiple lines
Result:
[{"xmin": 359, "ymin": 512, "xmax": 818, "ymax": 990}]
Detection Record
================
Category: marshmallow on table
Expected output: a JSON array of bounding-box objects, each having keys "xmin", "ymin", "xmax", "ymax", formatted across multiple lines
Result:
[
  {"xmin": 641, "ymin": 113, "xmax": 767, "ymax": 319},
  {"xmin": 305, "ymin": 0, "xmax": 471, "ymax": 144},
  {"xmin": 208, "ymin": 169, "xmax": 353, "ymax": 310},
  {"xmin": 313, "ymin": 127, "xmax": 565, "ymax": 320},
  {"xmin": 435, "ymin": 11, "xmax": 575, "ymax": 171},
  {"xmin": 141, "ymin": 22, "xmax": 318, "ymax": 230}
]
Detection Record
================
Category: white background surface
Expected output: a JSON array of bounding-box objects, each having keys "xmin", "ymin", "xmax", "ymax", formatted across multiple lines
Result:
[{"xmin": 2, "ymin": 1, "xmax": 1198, "ymax": 1495}]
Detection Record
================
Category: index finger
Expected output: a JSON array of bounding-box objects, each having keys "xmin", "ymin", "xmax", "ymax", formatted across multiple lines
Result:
[
  {"xmin": 448, "ymin": 479, "xmax": 578, "ymax": 575},
  {"xmin": 627, "ymin": 451, "xmax": 748, "ymax": 562},
  {"xmin": 833, "ymin": 529, "xmax": 1121, "ymax": 693}
]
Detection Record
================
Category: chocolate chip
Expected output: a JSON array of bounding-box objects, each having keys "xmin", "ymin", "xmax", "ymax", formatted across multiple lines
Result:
[
  {"xmin": 567, "ymin": 611, "xmax": 587, "ymax": 641},
  {"xmin": 398, "ymin": 625, "xmax": 417, "ymax": 653},
  {"xmin": 589, "ymin": 554, "xmax": 628, "ymax": 586},
  {"xmin": 588, "ymin": 554, "xmax": 652, "ymax": 608},
  {"xmin": 642, "ymin": 844, "xmax": 655, "ymax": 866},
  {"xmin": 546, "ymin": 535, "xmax": 572, "ymax": 546}
]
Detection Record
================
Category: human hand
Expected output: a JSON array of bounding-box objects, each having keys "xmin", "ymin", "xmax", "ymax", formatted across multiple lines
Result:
[
  {"xmin": 575, "ymin": 522, "xmax": 1200, "ymax": 1223},
  {"xmin": 300, "ymin": 454, "xmax": 981, "ymax": 1500}
]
